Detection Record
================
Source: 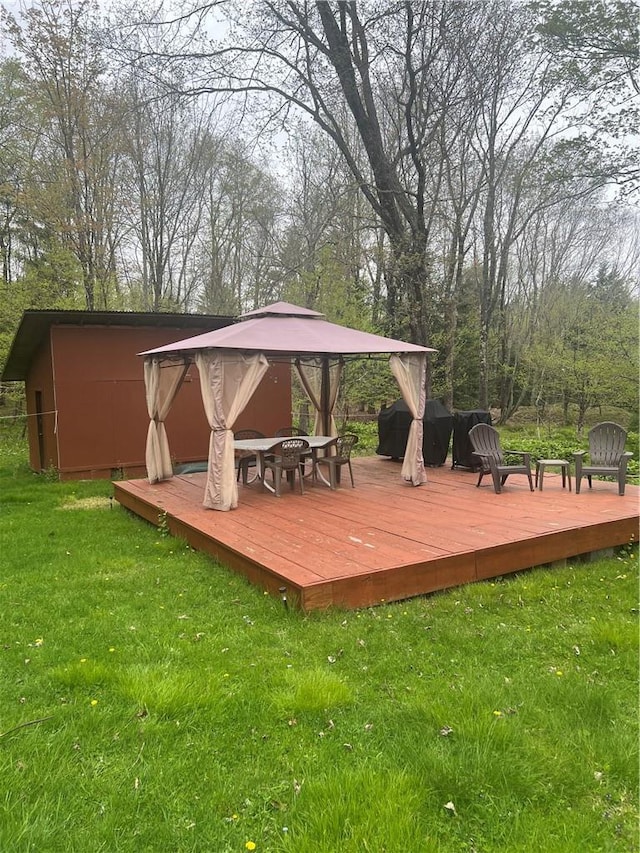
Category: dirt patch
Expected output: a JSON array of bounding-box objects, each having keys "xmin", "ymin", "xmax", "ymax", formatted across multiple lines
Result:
[{"xmin": 59, "ymin": 496, "xmax": 112, "ymax": 510}]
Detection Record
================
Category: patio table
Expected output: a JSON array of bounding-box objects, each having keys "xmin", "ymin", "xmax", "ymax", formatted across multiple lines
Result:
[
  {"xmin": 233, "ymin": 435, "xmax": 335, "ymax": 493},
  {"xmin": 535, "ymin": 458, "xmax": 572, "ymax": 491}
]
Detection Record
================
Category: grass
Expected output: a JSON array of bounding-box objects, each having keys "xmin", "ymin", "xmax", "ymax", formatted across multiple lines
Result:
[{"xmin": 0, "ymin": 422, "xmax": 638, "ymax": 852}]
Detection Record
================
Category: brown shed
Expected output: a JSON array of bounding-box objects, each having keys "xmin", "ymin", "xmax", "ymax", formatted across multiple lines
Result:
[{"xmin": 1, "ymin": 310, "xmax": 291, "ymax": 479}]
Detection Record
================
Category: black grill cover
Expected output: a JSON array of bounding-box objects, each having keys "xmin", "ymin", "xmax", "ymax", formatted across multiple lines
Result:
[
  {"xmin": 377, "ymin": 399, "xmax": 454, "ymax": 466},
  {"xmin": 451, "ymin": 410, "xmax": 492, "ymax": 469}
]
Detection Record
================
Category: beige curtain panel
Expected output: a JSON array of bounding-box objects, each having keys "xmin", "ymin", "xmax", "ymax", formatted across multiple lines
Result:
[
  {"xmin": 144, "ymin": 357, "xmax": 189, "ymax": 483},
  {"xmin": 389, "ymin": 353, "xmax": 427, "ymax": 486},
  {"xmin": 196, "ymin": 350, "xmax": 269, "ymax": 511},
  {"xmin": 295, "ymin": 357, "xmax": 343, "ymax": 437}
]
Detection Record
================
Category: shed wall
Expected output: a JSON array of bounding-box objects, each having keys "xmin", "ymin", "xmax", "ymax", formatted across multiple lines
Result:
[
  {"xmin": 32, "ymin": 324, "xmax": 290, "ymax": 479},
  {"xmin": 25, "ymin": 338, "xmax": 58, "ymax": 471}
]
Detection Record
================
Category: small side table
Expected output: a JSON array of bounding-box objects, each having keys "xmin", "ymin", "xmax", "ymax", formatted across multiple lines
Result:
[{"xmin": 535, "ymin": 459, "xmax": 571, "ymax": 491}]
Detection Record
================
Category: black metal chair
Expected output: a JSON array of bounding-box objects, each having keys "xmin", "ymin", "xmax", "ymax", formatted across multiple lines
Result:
[
  {"xmin": 315, "ymin": 433, "xmax": 358, "ymax": 489},
  {"xmin": 263, "ymin": 438, "xmax": 310, "ymax": 496},
  {"xmin": 573, "ymin": 422, "xmax": 633, "ymax": 496},
  {"xmin": 468, "ymin": 423, "xmax": 534, "ymax": 494},
  {"xmin": 234, "ymin": 429, "xmax": 265, "ymax": 484}
]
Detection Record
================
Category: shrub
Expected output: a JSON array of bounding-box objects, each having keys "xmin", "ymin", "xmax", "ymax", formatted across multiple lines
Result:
[{"xmin": 343, "ymin": 420, "xmax": 378, "ymax": 455}]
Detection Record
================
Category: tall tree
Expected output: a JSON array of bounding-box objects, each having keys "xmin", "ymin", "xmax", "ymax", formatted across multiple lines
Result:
[
  {"xmin": 194, "ymin": 138, "xmax": 282, "ymax": 314},
  {"xmin": 0, "ymin": 58, "xmax": 27, "ymax": 286},
  {"xmin": 124, "ymin": 1, "xmax": 472, "ymax": 347},
  {"xmin": 118, "ymin": 72, "xmax": 215, "ymax": 311},
  {"xmin": 123, "ymin": 0, "xmax": 636, "ymax": 404},
  {"xmin": 278, "ymin": 123, "xmax": 374, "ymax": 318},
  {"xmin": 533, "ymin": 0, "xmax": 640, "ymax": 193},
  {"xmin": 3, "ymin": 0, "xmax": 121, "ymax": 309},
  {"xmin": 526, "ymin": 267, "xmax": 638, "ymax": 430}
]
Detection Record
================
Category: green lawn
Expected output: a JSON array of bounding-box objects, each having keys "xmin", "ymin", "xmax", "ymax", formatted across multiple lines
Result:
[{"xmin": 0, "ymin": 425, "xmax": 638, "ymax": 852}]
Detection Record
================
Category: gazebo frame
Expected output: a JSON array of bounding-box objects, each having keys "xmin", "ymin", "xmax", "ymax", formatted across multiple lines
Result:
[{"xmin": 140, "ymin": 302, "xmax": 435, "ymax": 511}]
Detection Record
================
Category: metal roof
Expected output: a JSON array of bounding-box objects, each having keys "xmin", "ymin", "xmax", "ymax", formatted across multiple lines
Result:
[{"xmin": 1, "ymin": 310, "xmax": 234, "ymax": 381}]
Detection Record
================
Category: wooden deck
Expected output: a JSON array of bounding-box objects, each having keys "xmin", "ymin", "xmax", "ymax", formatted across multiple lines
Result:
[{"xmin": 113, "ymin": 457, "xmax": 639, "ymax": 611}]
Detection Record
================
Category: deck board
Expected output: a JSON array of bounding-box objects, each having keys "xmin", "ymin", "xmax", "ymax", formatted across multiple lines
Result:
[{"xmin": 114, "ymin": 456, "xmax": 639, "ymax": 610}]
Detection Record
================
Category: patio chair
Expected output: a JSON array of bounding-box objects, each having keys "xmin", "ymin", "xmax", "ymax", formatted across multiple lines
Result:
[
  {"xmin": 275, "ymin": 426, "xmax": 312, "ymax": 473},
  {"xmin": 468, "ymin": 423, "xmax": 534, "ymax": 494},
  {"xmin": 234, "ymin": 429, "xmax": 265, "ymax": 484},
  {"xmin": 315, "ymin": 433, "xmax": 359, "ymax": 490},
  {"xmin": 573, "ymin": 422, "xmax": 633, "ymax": 496},
  {"xmin": 263, "ymin": 438, "xmax": 310, "ymax": 496},
  {"xmin": 275, "ymin": 426, "xmax": 305, "ymax": 437}
]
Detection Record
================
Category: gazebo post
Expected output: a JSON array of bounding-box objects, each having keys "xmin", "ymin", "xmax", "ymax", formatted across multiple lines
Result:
[{"xmin": 320, "ymin": 357, "xmax": 331, "ymax": 436}]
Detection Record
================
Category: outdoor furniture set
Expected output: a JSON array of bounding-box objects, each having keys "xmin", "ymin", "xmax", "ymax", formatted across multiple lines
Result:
[
  {"xmin": 234, "ymin": 430, "xmax": 358, "ymax": 497},
  {"xmin": 468, "ymin": 422, "xmax": 633, "ymax": 496},
  {"xmin": 234, "ymin": 422, "xmax": 632, "ymax": 498}
]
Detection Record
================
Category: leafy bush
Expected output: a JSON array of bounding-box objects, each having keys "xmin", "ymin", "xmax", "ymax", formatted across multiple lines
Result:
[
  {"xmin": 501, "ymin": 427, "xmax": 638, "ymax": 479},
  {"xmin": 500, "ymin": 434, "xmax": 583, "ymax": 465},
  {"xmin": 626, "ymin": 430, "xmax": 639, "ymax": 459},
  {"xmin": 343, "ymin": 420, "xmax": 378, "ymax": 455},
  {"xmin": 0, "ymin": 418, "xmax": 30, "ymax": 475}
]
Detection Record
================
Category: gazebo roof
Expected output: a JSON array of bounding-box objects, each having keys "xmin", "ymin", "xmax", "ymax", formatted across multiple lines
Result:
[{"xmin": 140, "ymin": 301, "xmax": 435, "ymax": 358}]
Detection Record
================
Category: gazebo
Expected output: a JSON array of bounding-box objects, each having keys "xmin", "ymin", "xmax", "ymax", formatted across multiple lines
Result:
[{"xmin": 140, "ymin": 301, "xmax": 436, "ymax": 511}]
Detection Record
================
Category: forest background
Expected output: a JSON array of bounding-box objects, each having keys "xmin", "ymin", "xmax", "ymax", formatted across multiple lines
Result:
[{"xmin": 0, "ymin": 0, "xmax": 638, "ymax": 430}]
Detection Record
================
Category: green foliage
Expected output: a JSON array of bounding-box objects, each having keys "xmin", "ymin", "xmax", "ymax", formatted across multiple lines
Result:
[
  {"xmin": 338, "ymin": 359, "xmax": 398, "ymax": 422},
  {"xmin": 284, "ymin": 245, "xmax": 371, "ymax": 331},
  {"xmin": 501, "ymin": 424, "xmax": 639, "ymax": 477},
  {"xmin": 340, "ymin": 420, "xmax": 378, "ymax": 455},
  {"xmin": 284, "ymin": 245, "xmax": 401, "ymax": 418},
  {"xmin": 0, "ymin": 243, "xmax": 85, "ymax": 372},
  {"xmin": 432, "ymin": 265, "xmax": 481, "ymax": 409},
  {"xmin": 518, "ymin": 273, "xmax": 639, "ymax": 429},
  {"xmin": 534, "ymin": 0, "xmax": 639, "ymax": 88},
  {"xmin": 20, "ymin": 246, "xmax": 86, "ymax": 306},
  {"xmin": 626, "ymin": 429, "xmax": 639, "ymax": 460},
  {"xmin": 0, "ymin": 417, "xmax": 30, "ymax": 475},
  {"xmin": 497, "ymin": 429, "xmax": 579, "ymax": 464}
]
